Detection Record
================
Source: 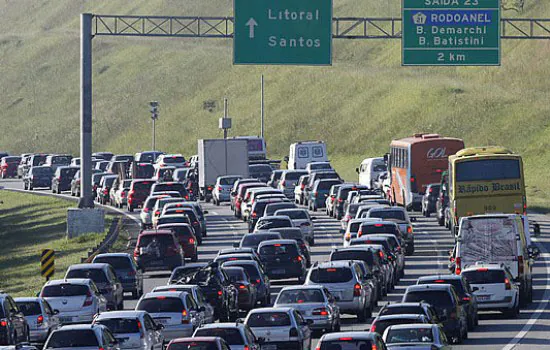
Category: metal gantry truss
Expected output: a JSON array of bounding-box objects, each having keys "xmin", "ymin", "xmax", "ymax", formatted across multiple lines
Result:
[{"xmin": 93, "ymin": 15, "xmax": 550, "ymax": 39}]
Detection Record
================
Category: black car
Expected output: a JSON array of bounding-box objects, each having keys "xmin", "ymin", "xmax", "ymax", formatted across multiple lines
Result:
[
  {"xmin": 222, "ymin": 266, "xmax": 257, "ymax": 311},
  {"xmin": 422, "ymin": 183, "xmax": 441, "ymax": 217},
  {"xmin": 0, "ymin": 293, "xmax": 29, "ymax": 345},
  {"xmin": 417, "ymin": 274, "xmax": 478, "ymax": 330},
  {"xmin": 221, "ymin": 260, "xmax": 271, "ymax": 306},
  {"xmin": 51, "ymin": 166, "xmax": 79, "ymax": 193},
  {"xmin": 257, "ymin": 239, "xmax": 306, "ymax": 283},
  {"xmin": 334, "ymin": 184, "xmax": 369, "ymax": 220},
  {"xmin": 246, "ymin": 199, "xmax": 284, "ymax": 232},
  {"xmin": 437, "ymin": 184, "xmax": 449, "ymax": 226},
  {"xmin": 263, "ymin": 201, "xmax": 297, "ymax": 217},
  {"xmin": 97, "ymin": 175, "xmax": 118, "ymax": 204},
  {"xmin": 268, "ymin": 228, "xmax": 311, "ymax": 268},
  {"xmin": 237, "ymin": 232, "xmax": 282, "ymax": 250},
  {"xmin": 151, "ymin": 182, "xmax": 189, "ymax": 199},
  {"xmin": 248, "ymin": 164, "xmax": 273, "ymax": 183},
  {"xmin": 267, "ymin": 170, "xmax": 284, "ymax": 188},
  {"xmin": 186, "ymin": 263, "xmax": 239, "ymax": 321},
  {"xmin": 24, "ymin": 166, "xmax": 53, "ymax": 190},
  {"xmin": 377, "ymin": 302, "xmax": 440, "ymax": 324},
  {"xmin": 304, "ymin": 171, "xmax": 341, "ymax": 207},
  {"xmin": 169, "ymin": 263, "xmax": 208, "ymax": 284}
]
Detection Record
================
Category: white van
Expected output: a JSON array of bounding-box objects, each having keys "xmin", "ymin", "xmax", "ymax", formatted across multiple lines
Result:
[
  {"xmin": 454, "ymin": 214, "xmax": 535, "ymax": 303},
  {"xmin": 288, "ymin": 141, "xmax": 328, "ymax": 170},
  {"xmin": 356, "ymin": 157, "xmax": 386, "ymax": 189}
]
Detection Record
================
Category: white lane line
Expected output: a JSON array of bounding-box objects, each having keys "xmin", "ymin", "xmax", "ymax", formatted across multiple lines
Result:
[{"xmin": 502, "ymin": 239, "xmax": 550, "ymax": 350}]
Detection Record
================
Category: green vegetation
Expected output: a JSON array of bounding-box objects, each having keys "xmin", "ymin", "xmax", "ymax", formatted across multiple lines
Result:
[
  {"xmin": 0, "ymin": 191, "xmax": 115, "ymax": 297},
  {"xmin": 0, "ymin": 1, "xmax": 548, "ymax": 209}
]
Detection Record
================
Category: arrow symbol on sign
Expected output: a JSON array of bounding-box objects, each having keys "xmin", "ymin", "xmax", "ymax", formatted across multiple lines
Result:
[{"xmin": 246, "ymin": 17, "xmax": 258, "ymax": 38}]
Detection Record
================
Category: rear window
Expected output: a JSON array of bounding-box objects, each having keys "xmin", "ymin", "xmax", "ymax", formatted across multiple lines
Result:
[
  {"xmin": 133, "ymin": 181, "xmax": 153, "ymax": 192},
  {"xmin": 15, "ymin": 302, "xmax": 42, "ymax": 316},
  {"xmin": 138, "ymin": 234, "xmax": 175, "ymax": 247},
  {"xmin": 277, "ymin": 230, "xmax": 303, "ymax": 241},
  {"xmin": 349, "ymin": 222, "xmax": 362, "ymax": 233},
  {"xmin": 317, "ymin": 180, "xmax": 341, "ymax": 190},
  {"xmin": 309, "ymin": 267, "xmax": 353, "ymax": 283},
  {"xmin": 157, "ymin": 216, "xmax": 190, "ymax": 225},
  {"xmin": 403, "ymin": 291, "xmax": 453, "ymax": 307},
  {"xmin": 137, "ymin": 297, "xmax": 184, "ymax": 313},
  {"xmin": 462, "ymin": 270, "xmax": 506, "ymax": 284},
  {"xmin": 379, "ymin": 306, "xmax": 423, "ymax": 316},
  {"xmin": 256, "ymin": 218, "xmax": 292, "ymax": 230},
  {"xmin": 194, "ymin": 328, "xmax": 244, "ymax": 345},
  {"xmin": 369, "ymin": 210, "xmax": 406, "ymax": 221},
  {"xmin": 220, "ymin": 177, "xmax": 239, "ymax": 186},
  {"xmin": 4, "ymin": 157, "xmax": 20, "ymax": 163},
  {"xmin": 247, "ymin": 312, "xmax": 291, "ymax": 327},
  {"xmin": 93, "ymin": 256, "xmax": 132, "ymax": 270},
  {"xmin": 241, "ymin": 234, "xmax": 280, "ymax": 248},
  {"xmin": 168, "ymin": 342, "xmax": 219, "ymax": 350},
  {"xmin": 331, "ymin": 251, "xmax": 374, "ymax": 266},
  {"xmin": 32, "ymin": 167, "xmax": 52, "ymax": 175},
  {"xmin": 154, "ymin": 183, "xmax": 186, "ymax": 193},
  {"xmin": 47, "ymin": 330, "xmax": 99, "ymax": 347},
  {"xmin": 259, "ymin": 244, "xmax": 298, "ymax": 256},
  {"xmin": 171, "ymin": 266, "xmax": 205, "ymax": 282},
  {"xmin": 375, "ymin": 319, "xmax": 424, "ymax": 335},
  {"xmin": 284, "ymin": 172, "xmax": 305, "ymax": 181},
  {"xmin": 249, "ymin": 165, "xmax": 272, "ymax": 174},
  {"xmin": 163, "ymin": 156, "xmax": 185, "ymax": 163},
  {"xmin": 419, "ymin": 279, "xmax": 465, "ymax": 295},
  {"xmin": 225, "ymin": 264, "xmax": 260, "ymax": 281},
  {"xmin": 32, "ymin": 156, "xmax": 48, "ymax": 166},
  {"xmin": 66, "ymin": 269, "xmax": 108, "ymax": 284},
  {"xmin": 52, "ymin": 156, "xmax": 71, "ymax": 164},
  {"xmin": 104, "ymin": 177, "xmax": 116, "ymax": 186},
  {"xmin": 61, "ymin": 168, "xmax": 79, "ymax": 177},
  {"xmin": 41, "ymin": 284, "xmax": 89, "ymax": 297},
  {"xmin": 361, "ymin": 224, "xmax": 398, "ymax": 235},
  {"xmin": 95, "ymin": 318, "xmax": 140, "ymax": 333},
  {"xmin": 276, "ymin": 210, "xmax": 307, "ymax": 220},
  {"xmin": 319, "ymin": 340, "xmax": 374, "ymax": 350},
  {"xmin": 278, "ymin": 289, "xmax": 324, "ymax": 304},
  {"xmin": 385, "ymin": 327, "xmax": 434, "ymax": 344}
]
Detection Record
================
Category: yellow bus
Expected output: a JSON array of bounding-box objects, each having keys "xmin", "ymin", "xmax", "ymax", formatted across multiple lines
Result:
[{"xmin": 448, "ymin": 147, "xmax": 526, "ymax": 233}]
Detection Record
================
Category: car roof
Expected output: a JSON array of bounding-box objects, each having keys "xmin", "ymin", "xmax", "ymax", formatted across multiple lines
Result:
[
  {"xmin": 332, "ymin": 246, "xmax": 374, "ymax": 253},
  {"xmin": 279, "ymin": 285, "xmax": 324, "ymax": 292},
  {"xmin": 321, "ymin": 332, "xmax": 378, "ymax": 341},
  {"xmin": 45, "ymin": 278, "xmax": 91, "ymax": 286},
  {"xmin": 418, "ymin": 274, "xmax": 462, "ymax": 282},
  {"xmin": 198, "ymin": 323, "xmax": 246, "ymax": 329},
  {"xmin": 315, "ymin": 260, "xmax": 356, "ymax": 268},
  {"xmin": 139, "ymin": 229, "xmax": 174, "ymax": 236},
  {"xmin": 383, "ymin": 302, "xmax": 429, "ymax": 309},
  {"xmin": 386, "ymin": 323, "xmax": 437, "ymax": 331},
  {"xmin": 57, "ymin": 324, "xmax": 104, "ymax": 331},
  {"xmin": 222, "ymin": 260, "xmax": 260, "ymax": 267},
  {"xmin": 143, "ymin": 291, "xmax": 188, "ymax": 299},
  {"xmin": 14, "ymin": 297, "xmax": 42, "ymax": 303},
  {"xmin": 258, "ymin": 239, "xmax": 298, "ymax": 247},
  {"xmin": 173, "ymin": 263, "xmax": 207, "ymax": 270},
  {"xmin": 171, "ymin": 336, "xmax": 221, "ymax": 342},
  {"xmin": 68, "ymin": 263, "xmax": 109, "ymax": 270},
  {"xmin": 406, "ymin": 284, "xmax": 453, "ymax": 293},
  {"xmin": 248, "ymin": 307, "xmax": 294, "ymax": 314},
  {"xmin": 258, "ymin": 215, "xmax": 292, "ymax": 220},
  {"xmin": 376, "ymin": 314, "xmax": 427, "ymax": 320},
  {"xmin": 94, "ymin": 253, "xmax": 131, "ymax": 259},
  {"xmin": 94, "ymin": 310, "xmax": 147, "ymax": 319}
]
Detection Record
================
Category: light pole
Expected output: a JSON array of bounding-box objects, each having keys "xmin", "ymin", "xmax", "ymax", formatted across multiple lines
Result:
[{"xmin": 150, "ymin": 101, "xmax": 159, "ymax": 151}]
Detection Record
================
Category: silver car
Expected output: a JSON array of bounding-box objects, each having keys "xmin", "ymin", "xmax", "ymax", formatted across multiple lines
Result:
[
  {"xmin": 192, "ymin": 323, "xmax": 261, "ymax": 350},
  {"xmin": 273, "ymin": 208, "xmax": 315, "ymax": 245},
  {"xmin": 274, "ymin": 285, "xmax": 341, "ymax": 332},
  {"xmin": 135, "ymin": 291, "xmax": 200, "ymax": 341},
  {"xmin": 305, "ymin": 260, "xmax": 375, "ymax": 321},
  {"xmin": 213, "ymin": 175, "xmax": 242, "ymax": 205},
  {"xmin": 43, "ymin": 324, "xmax": 119, "ymax": 350},
  {"xmin": 93, "ymin": 311, "xmax": 164, "ymax": 350},
  {"xmin": 383, "ymin": 323, "xmax": 451, "ymax": 350},
  {"xmin": 40, "ymin": 279, "xmax": 107, "ymax": 325},
  {"xmin": 15, "ymin": 297, "xmax": 60, "ymax": 344},
  {"xmin": 151, "ymin": 285, "xmax": 215, "ymax": 324},
  {"xmin": 245, "ymin": 307, "xmax": 312, "ymax": 350}
]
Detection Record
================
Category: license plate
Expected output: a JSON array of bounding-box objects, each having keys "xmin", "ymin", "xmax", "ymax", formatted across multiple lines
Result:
[
  {"xmin": 477, "ymin": 295, "xmax": 490, "ymax": 301},
  {"xmin": 149, "ymin": 260, "xmax": 163, "ymax": 266},
  {"xmin": 272, "ymin": 268, "xmax": 285, "ymax": 274},
  {"xmin": 262, "ymin": 345, "xmax": 277, "ymax": 350},
  {"xmin": 154, "ymin": 318, "xmax": 169, "ymax": 324},
  {"xmin": 59, "ymin": 316, "xmax": 73, "ymax": 323}
]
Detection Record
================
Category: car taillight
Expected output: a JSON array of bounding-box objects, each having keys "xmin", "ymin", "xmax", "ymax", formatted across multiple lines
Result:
[
  {"xmin": 312, "ymin": 308, "xmax": 329, "ymax": 316},
  {"xmin": 239, "ymin": 284, "xmax": 247, "ymax": 290},
  {"xmin": 244, "ymin": 346, "xmax": 250, "ymax": 350},
  {"xmin": 83, "ymin": 290, "xmax": 93, "ymax": 307},
  {"xmin": 207, "ymin": 186, "xmax": 213, "ymax": 191},
  {"xmin": 462, "ymin": 296, "xmax": 471, "ymax": 302},
  {"xmin": 294, "ymin": 256, "xmax": 303, "ymax": 262},
  {"xmin": 505, "ymin": 277, "xmax": 511, "ymax": 290},
  {"xmin": 57, "ymin": 177, "xmax": 61, "ymax": 181},
  {"xmin": 353, "ymin": 283, "xmax": 361, "ymax": 296},
  {"xmin": 189, "ymin": 238, "xmax": 195, "ymax": 244},
  {"xmin": 455, "ymin": 257, "xmax": 461, "ymax": 275},
  {"xmin": 396, "ymin": 246, "xmax": 401, "ymax": 252},
  {"xmin": 344, "ymin": 215, "xmax": 351, "ymax": 221},
  {"xmin": 370, "ymin": 324, "xmax": 376, "ymax": 332},
  {"xmin": 37, "ymin": 315, "xmax": 44, "ymax": 325},
  {"xmin": 143, "ymin": 207, "xmax": 149, "ymax": 213},
  {"xmin": 185, "ymin": 195, "xmax": 189, "ymax": 200},
  {"xmin": 357, "ymin": 230, "xmax": 363, "ymax": 237},
  {"xmin": 217, "ymin": 186, "xmax": 222, "ymax": 191},
  {"xmin": 518, "ymin": 255, "xmax": 524, "ymax": 275},
  {"xmin": 137, "ymin": 320, "xmax": 144, "ymax": 338},
  {"xmin": 181, "ymin": 309, "xmax": 189, "ymax": 324},
  {"xmin": 155, "ymin": 210, "xmax": 160, "ymax": 216},
  {"xmin": 134, "ymin": 249, "xmax": 140, "ymax": 258},
  {"xmin": 217, "ymin": 290, "xmax": 223, "ymax": 297},
  {"xmin": 300, "ymin": 184, "xmax": 305, "ymax": 190},
  {"xmin": 289, "ymin": 327, "xmax": 298, "ymax": 337},
  {"xmin": 103, "ymin": 189, "xmax": 108, "ymax": 194},
  {"xmin": 121, "ymin": 192, "xmax": 126, "ymax": 197},
  {"xmin": 338, "ymin": 198, "xmax": 343, "ymax": 202},
  {"xmin": 252, "ymin": 212, "xmax": 257, "ymax": 218},
  {"xmin": 254, "ymin": 279, "xmax": 261, "ymax": 285}
]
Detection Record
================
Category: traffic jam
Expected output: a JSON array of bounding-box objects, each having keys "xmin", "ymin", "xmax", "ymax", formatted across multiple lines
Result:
[{"xmin": 0, "ymin": 134, "xmax": 543, "ymax": 350}]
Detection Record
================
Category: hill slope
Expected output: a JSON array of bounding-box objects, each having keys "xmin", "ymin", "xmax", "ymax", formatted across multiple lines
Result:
[{"xmin": 1, "ymin": 0, "xmax": 549, "ymax": 209}]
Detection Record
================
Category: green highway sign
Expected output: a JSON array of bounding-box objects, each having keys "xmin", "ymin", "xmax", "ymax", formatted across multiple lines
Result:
[
  {"xmin": 402, "ymin": 0, "xmax": 500, "ymax": 66},
  {"xmin": 233, "ymin": 0, "xmax": 332, "ymax": 65}
]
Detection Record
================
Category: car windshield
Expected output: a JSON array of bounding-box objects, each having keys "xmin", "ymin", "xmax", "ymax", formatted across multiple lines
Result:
[
  {"xmin": 319, "ymin": 340, "xmax": 374, "ymax": 350},
  {"xmin": 137, "ymin": 297, "xmax": 184, "ymax": 313},
  {"xmin": 42, "ymin": 284, "xmax": 89, "ymax": 297},
  {"xmin": 241, "ymin": 234, "xmax": 280, "ymax": 248},
  {"xmin": 369, "ymin": 210, "xmax": 406, "ymax": 221},
  {"xmin": 16, "ymin": 302, "xmax": 42, "ymax": 316},
  {"xmin": 404, "ymin": 291, "xmax": 453, "ymax": 307},
  {"xmin": 133, "ymin": 181, "xmax": 154, "ymax": 192},
  {"xmin": 225, "ymin": 263, "xmax": 261, "ymax": 282},
  {"xmin": 275, "ymin": 210, "xmax": 307, "ymax": 220},
  {"xmin": 317, "ymin": 180, "xmax": 341, "ymax": 190},
  {"xmin": 379, "ymin": 306, "xmax": 424, "ymax": 316},
  {"xmin": 163, "ymin": 156, "xmax": 185, "ymax": 163},
  {"xmin": 331, "ymin": 251, "xmax": 374, "ymax": 266},
  {"xmin": 386, "ymin": 328, "xmax": 434, "ymax": 344},
  {"xmin": 168, "ymin": 342, "xmax": 219, "ymax": 350},
  {"xmin": 419, "ymin": 279, "xmax": 465, "ymax": 296},
  {"xmin": 278, "ymin": 289, "xmax": 324, "ymax": 304},
  {"xmin": 220, "ymin": 177, "xmax": 240, "ymax": 185},
  {"xmin": 256, "ymin": 219, "xmax": 292, "ymax": 230},
  {"xmin": 93, "ymin": 256, "xmax": 132, "ymax": 270},
  {"xmin": 194, "ymin": 328, "xmax": 244, "ymax": 345},
  {"xmin": 361, "ymin": 224, "xmax": 398, "ymax": 235},
  {"xmin": 309, "ymin": 267, "xmax": 353, "ymax": 283},
  {"xmin": 66, "ymin": 269, "xmax": 108, "ymax": 283},
  {"xmin": 247, "ymin": 312, "xmax": 291, "ymax": 327},
  {"xmin": 462, "ymin": 270, "xmax": 505, "ymax": 284},
  {"xmin": 32, "ymin": 167, "xmax": 52, "ymax": 175},
  {"xmin": 259, "ymin": 244, "xmax": 298, "ymax": 256},
  {"xmin": 95, "ymin": 318, "xmax": 140, "ymax": 333},
  {"xmin": 47, "ymin": 330, "xmax": 99, "ymax": 347},
  {"xmin": 284, "ymin": 172, "xmax": 305, "ymax": 181}
]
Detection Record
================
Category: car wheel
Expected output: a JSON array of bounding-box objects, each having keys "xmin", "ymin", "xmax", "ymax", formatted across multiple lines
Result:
[
  {"xmin": 312, "ymin": 205, "xmax": 317, "ymax": 212},
  {"xmin": 117, "ymin": 298, "xmax": 124, "ymax": 310},
  {"xmin": 128, "ymin": 205, "xmax": 134, "ymax": 212},
  {"xmin": 29, "ymin": 185, "xmax": 33, "ymax": 190},
  {"xmin": 298, "ymin": 275, "xmax": 306, "ymax": 284},
  {"xmin": 309, "ymin": 238, "xmax": 315, "ymax": 246},
  {"xmin": 468, "ymin": 314, "xmax": 475, "ymax": 331},
  {"xmin": 438, "ymin": 214, "xmax": 445, "ymax": 226},
  {"xmin": 132, "ymin": 290, "xmax": 138, "ymax": 299},
  {"xmin": 357, "ymin": 306, "xmax": 368, "ymax": 322},
  {"xmin": 333, "ymin": 320, "xmax": 341, "ymax": 332},
  {"xmin": 453, "ymin": 330, "xmax": 463, "ymax": 344},
  {"xmin": 191, "ymin": 254, "xmax": 198, "ymax": 262}
]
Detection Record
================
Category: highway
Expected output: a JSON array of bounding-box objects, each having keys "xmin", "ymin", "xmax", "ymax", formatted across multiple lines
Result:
[{"xmin": 2, "ymin": 178, "xmax": 550, "ymax": 349}]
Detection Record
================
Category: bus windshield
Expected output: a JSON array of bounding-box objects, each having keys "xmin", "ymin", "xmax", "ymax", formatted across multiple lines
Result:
[{"xmin": 456, "ymin": 159, "xmax": 521, "ymax": 182}]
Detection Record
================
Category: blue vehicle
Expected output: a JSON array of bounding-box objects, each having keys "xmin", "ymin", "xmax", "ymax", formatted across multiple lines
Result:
[{"xmin": 308, "ymin": 179, "xmax": 343, "ymax": 211}]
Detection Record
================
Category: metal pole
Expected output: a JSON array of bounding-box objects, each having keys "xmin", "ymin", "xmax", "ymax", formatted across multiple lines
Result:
[
  {"xmin": 152, "ymin": 118, "xmax": 156, "ymax": 151},
  {"xmin": 79, "ymin": 13, "xmax": 94, "ymax": 208},
  {"xmin": 223, "ymin": 98, "xmax": 228, "ymax": 140},
  {"xmin": 261, "ymin": 75, "xmax": 264, "ymax": 139}
]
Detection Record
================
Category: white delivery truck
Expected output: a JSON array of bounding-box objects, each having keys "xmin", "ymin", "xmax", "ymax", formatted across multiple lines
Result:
[
  {"xmin": 287, "ymin": 141, "xmax": 328, "ymax": 170},
  {"xmin": 198, "ymin": 139, "xmax": 249, "ymax": 202},
  {"xmin": 356, "ymin": 157, "xmax": 387, "ymax": 189},
  {"xmin": 455, "ymin": 214, "xmax": 537, "ymax": 304}
]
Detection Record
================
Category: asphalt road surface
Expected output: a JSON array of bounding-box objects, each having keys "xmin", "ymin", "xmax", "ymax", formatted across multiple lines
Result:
[{"xmin": 2, "ymin": 178, "xmax": 550, "ymax": 349}]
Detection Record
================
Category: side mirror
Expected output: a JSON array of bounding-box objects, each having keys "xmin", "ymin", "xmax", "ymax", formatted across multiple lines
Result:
[
  {"xmin": 355, "ymin": 167, "xmax": 359, "ymax": 174},
  {"xmin": 284, "ymin": 156, "xmax": 289, "ymax": 162},
  {"xmin": 306, "ymin": 319, "xmax": 314, "ymax": 326},
  {"xmin": 199, "ymin": 306, "xmax": 206, "ymax": 312},
  {"xmin": 156, "ymin": 323, "xmax": 164, "ymax": 330},
  {"xmin": 233, "ymin": 243, "xmax": 240, "ymax": 248},
  {"xmin": 53, "ymin": 309, "xmax": 60, "ymax": 315},
  {"xmin": 203, "ymin": 210, "xmax": 209, "ymax": 214},
  {"xmin": 311, "ymin": 217, "xmax": 317, "ymax": 220},
  {"xmin": 410, "ymin": 217, "xmax": 417, "ymax": 222},
  {"xmin": 257, "ymin": 337, "xmax": 266, "ymax": 344},
  {"xmin": 472, "ymin": 287, "xmax": 479, "ymax": 292}
]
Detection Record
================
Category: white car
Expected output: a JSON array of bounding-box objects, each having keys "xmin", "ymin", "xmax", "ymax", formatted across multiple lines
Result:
[
  {"xmin": 15, "ymin": 297, "xmax": 61, "ymax": 344},
  {"xmin": 461, "ymin": 264, "xmax": 520, "ymax": 317},
  {"xmin": 43, "ymin": 324, "xmax": 119, "ymax": 350},
  {"xmin": 151, "ymin": 285, "xmax": 215, "ymax": 324},
  {"xmin": 273, "ymin": 208, "xmax": 315, "ymax": 245},
  {"xmin": 93, "ymin": 311, "xmax": 164, "ymax": 350},
  {"xmin": 244, "ymin": 307, "xmax": 312, "ymax": 350},
  {"xmin": 140, "ymin": 195, "xmax": 168, "ymax": 229},
  {"xmin": 212, "ymin": 175, "xmax": 242, "ymax": 205},
  {"xmin": 40, "ymin": 279, "xmax": 107, "ymax": 325},
  {"xmin": 154, "ymin": 154, "xmax": 187, "ymax": 169},
  {"xmin": 135, "ymin": 291, "xmax": 200, "ymax": 341}
]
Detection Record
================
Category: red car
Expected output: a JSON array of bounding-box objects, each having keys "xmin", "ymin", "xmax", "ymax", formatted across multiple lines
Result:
[
  {"xmin": 1, "ymin": 156, "xmax": 21, "ymax": 178},
  {"xmin": 156, "ymin": 223, "xmax": 198, "ymax": 262},
  {"xmin": 127, "ymin": 179, "xmax": 154, "ymax": 212}
]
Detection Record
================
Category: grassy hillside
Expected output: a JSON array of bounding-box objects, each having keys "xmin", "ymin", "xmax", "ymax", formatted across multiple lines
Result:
[{"xmin": 1, "ymin": 0, "xmax": 549, "ymax": 209}]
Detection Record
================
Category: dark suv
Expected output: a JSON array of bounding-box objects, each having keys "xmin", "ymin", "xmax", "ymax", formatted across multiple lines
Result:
[
  {"xmin": 417, "ymin": 274, "xmax": 478, "ymax": 330},
  {"xmin": 334, "ymin": 184, "xmax": 368, "ymax": 219},
  {"xmin": 421, "ymin": 183, "xmax": 441, "ymax": 217},
  {"xmin": 128, "ymin": 179, "xmax": 155, "ymax": 212},
  {"xmin": 51, "ymin": 166, "xmax": 79, "ymax": 193},
  {"xmin": 402, "ymin": 284, "xmax": 468, "ymax": 344},
  {"xmin": 133, "ymin": 230, "xmax": 184, "ymax": 272},
  {"xmin": 258, "ymin": 239, "xmax": 306, "ymax": 283},
  {"xmin": 24, "ymin": 166, "xmax": 53, "ymax": 190},
  {"xmin": 0, "ymin": 293, "xmax": 29, "ymax": 345}
]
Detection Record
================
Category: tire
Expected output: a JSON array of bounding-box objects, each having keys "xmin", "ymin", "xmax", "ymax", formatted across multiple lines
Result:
[
  {"xmin": 438, "ymin": 214, "xmax": 445, "ymax": 226},
  {"xmin": 467, "ymin": 314, "xmax": 475, "ymax": 331},
  {"xmin": 312, "ymin": 205, "xmax": 317, "ymax": 212},
  {"xmin": 506, "ymin": 299, "xmax": 520, "ymax": 318},
  {"xmin": 309, "ymin": 238, "xmax": 315, "ymax": 246},
  {"xmin": 333, "ymin": 320, "xmax": 341, "ymax": 332},
  {"xmin": 29, "ymin": 185, "xmax": 33, "ymax": 191},
  {"xmin": 191, "ymin": 254, "xmax": 198, "ymax": 262},
  {"xmin": 127, "ymin": 205, "xmax": 134, "ymax": 212},
  {"xmin": 117, "ymin": 298, "xmax": 124, "ymax": 310},
  {"xmin": 298, "ymin": 275, "xmax": 306, "ymax": 284},
  {"xmin": 357, "ymin": 306, "xmax": 368, "ymax": 322},
  {"xmin": 453, "ymin": 329, "xmax": 463, "ymax": 344},
  {"xmin": 132, "ymin": 290, "xmax": 138, "ymax": 299}
]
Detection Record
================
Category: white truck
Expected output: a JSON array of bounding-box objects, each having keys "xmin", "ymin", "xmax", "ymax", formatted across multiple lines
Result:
[
  {"xmin": 198, "ymin": 139, "xmax": 249, "ymax": 202},
  {"xmin": 287, "ymin": 141, "xmax": 328, "ymax": 170}
]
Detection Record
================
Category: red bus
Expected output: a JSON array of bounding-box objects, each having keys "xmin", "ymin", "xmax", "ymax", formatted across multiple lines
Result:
[{"xmin": 388, "ymin": 133, "xmax": 464, "ymax": 210}]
